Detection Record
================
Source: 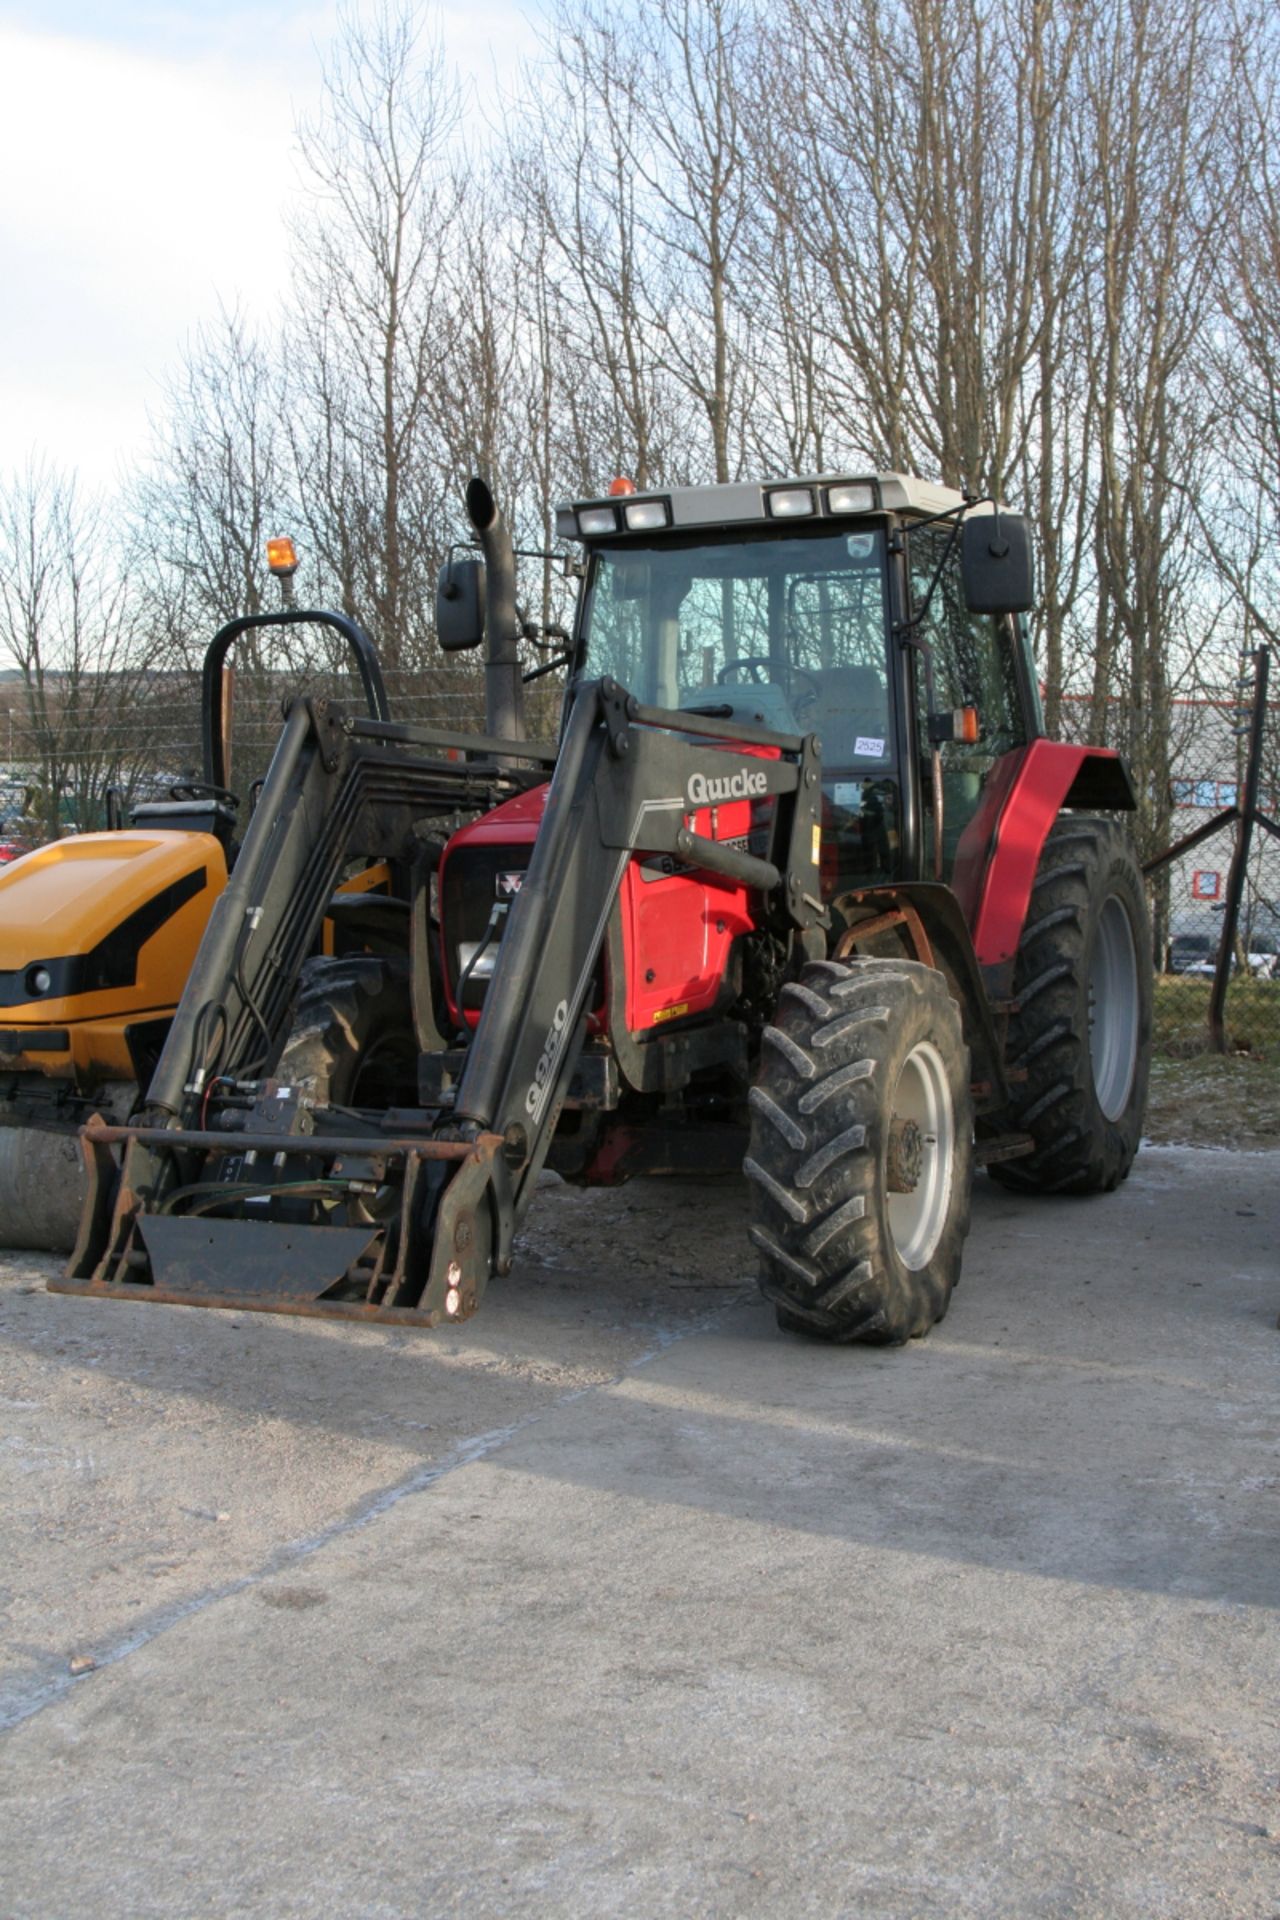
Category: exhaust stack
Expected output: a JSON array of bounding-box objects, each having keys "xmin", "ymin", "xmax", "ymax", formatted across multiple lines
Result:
[{"xmin": 466, "ymin": 477, "xmax": 525, "ymax": 744}]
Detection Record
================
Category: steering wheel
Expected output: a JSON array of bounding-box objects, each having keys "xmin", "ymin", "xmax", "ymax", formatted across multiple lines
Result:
[
  {"xmin": 169, "ymin": 781, "xmax": 238, "ymax": 809},
  {"xmin": 717, "ymin": 656, "xmax": 774, "ymax": 685}
]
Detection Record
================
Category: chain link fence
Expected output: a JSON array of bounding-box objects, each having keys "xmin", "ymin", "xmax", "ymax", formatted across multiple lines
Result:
[
  {"xmin": 0, "ymin": 634, "xmax": 567, "ymax": 854},
  {"xmin": 1147, "ymin": 847, "xmax": 1280, "ymax": 1060},
  {"xmin": 1143, "ymin": 649, "xmax": 1279, "ymax": 1061},
  {"xmin": 4, "ymin": 632, "xmax": 1278, "ymax": 1069}
]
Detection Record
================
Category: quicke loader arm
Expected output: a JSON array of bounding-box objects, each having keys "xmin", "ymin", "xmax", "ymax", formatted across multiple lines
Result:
[{"xmin": 56, "ymin": 681, "xmax": 825, "ymax": 1327}]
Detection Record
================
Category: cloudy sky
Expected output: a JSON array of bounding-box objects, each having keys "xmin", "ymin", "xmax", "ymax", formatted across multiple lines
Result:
[{"xmin": 0, "ymin": 1, "xmax": 542, "ymax": 490}]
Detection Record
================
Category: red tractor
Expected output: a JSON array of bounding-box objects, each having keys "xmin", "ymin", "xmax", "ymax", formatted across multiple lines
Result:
[{"xmin": 60, "ymin": 473, "xmax": 1151, "ymax": 1345}]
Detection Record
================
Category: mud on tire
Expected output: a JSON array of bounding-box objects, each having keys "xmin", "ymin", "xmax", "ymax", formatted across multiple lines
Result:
[
  {"xmin": 747, "ymin": 958, "xmax": 973, "ymax": 1344},
  {"xmin": 990, "ymin": 815, "xmax": 1151, "ymax": 1196}
]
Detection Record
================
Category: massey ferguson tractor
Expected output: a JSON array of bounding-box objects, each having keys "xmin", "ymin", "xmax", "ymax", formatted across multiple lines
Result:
[{"xmin": 55, "ymin": 473, "xmax": 1151, "ymax": 1344}]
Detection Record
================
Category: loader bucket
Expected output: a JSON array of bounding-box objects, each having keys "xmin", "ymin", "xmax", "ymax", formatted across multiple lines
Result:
[{"xmin": 50, "ymin": 1117, "xmax": 508, "ymax": 1326}]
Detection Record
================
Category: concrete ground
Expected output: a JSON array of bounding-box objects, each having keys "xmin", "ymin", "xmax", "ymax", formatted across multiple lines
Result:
[{"xmin": 0, "ymin": 1145, "xmax": 1277, "ymax": 1919}]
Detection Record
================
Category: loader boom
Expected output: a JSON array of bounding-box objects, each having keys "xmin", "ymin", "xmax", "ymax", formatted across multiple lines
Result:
[{"xmin": 58, "ymin": 679, "xmax": 823, "ymax": 1325}]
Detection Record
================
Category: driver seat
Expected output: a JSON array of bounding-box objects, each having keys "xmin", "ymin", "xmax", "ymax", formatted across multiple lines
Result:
[{"xmin": 816, "ymin": 666, "xmax": 889, "ymax": 765}]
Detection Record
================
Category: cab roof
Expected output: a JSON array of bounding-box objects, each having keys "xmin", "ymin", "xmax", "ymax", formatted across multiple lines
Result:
[{"xmin": 554, "ymin": 472, "xmax": 979, "ymax": 543}]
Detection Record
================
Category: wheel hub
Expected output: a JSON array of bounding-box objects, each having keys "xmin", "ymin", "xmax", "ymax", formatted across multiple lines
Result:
[
  {"xmin": 886, "ymin": 1040, "xmax": 956, "ymax": 1271},
  {"xmin": 887, "ymin": 1116, "xmax": 924, "ymax": 1193},
  {"xmin": 1088, "ymin": 894, "xmax": 1140, "ymax": 1122}
]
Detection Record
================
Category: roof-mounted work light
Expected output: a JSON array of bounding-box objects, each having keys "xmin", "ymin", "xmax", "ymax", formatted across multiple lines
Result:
[
  {"xmin": 577, "ymin": 506, "xmax": 619, "ymax": 536},
  {"xmin": 826, "ymin": 483, "xmax": 876, "ymax": 515},
  {"xmin": 623, "ymin": 498, "xmax": 670, "ymax": 531},
  {"xmin": 765, "ymin": 487, "xmax": 816, "ymax": 518}
]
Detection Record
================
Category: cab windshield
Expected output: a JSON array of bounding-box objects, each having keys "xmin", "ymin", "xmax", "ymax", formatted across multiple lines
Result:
[{"xmin": 578, "ymin": 525, "xmax": 893, "ymax": 770}]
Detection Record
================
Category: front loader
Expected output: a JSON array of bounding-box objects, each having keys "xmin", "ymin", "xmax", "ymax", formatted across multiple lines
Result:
[
  {"xmin": 58, "ymin": 473, "xmax": 1152, "ymax": 1344},
  {"xmin": 0, "ymin": 588, "xmax": 391, "ymax": 1251}
]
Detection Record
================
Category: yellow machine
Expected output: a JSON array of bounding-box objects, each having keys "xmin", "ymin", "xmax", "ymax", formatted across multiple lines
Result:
[
  {"xmin": 0, "ymin": 582, "xmax": 391, "ymax": 1251},
  {"xmin": 0, "ymin": 830, "xmax": 229, "ymax": 1247}
]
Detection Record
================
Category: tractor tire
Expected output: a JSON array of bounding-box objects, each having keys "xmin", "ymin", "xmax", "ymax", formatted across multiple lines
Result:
[
  {"xmin": 0, "ymin": 1125, "xmax": 86, "ymax": 1253},
  {"xmin": 747, "ymin": 958, "xmax": 972, "ymax": 1344},
  {"xmin": 277, "ymin": 955, "xmax": 418, "ymax": 1111},
  {"xmin": 991, "ymin": 814, "xmax": 1151, "ymax": 1196}
]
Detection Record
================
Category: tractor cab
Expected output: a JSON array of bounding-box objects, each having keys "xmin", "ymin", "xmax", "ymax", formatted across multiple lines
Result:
[{"xmin": 557, "ymin": 473, "xmax": 1041, "ymax": 898}]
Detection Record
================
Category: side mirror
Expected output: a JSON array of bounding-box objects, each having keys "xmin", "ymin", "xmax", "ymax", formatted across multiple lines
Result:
[
  {"xmin": 436, "ymin": 556, "xmax": 486, "ymax": 652},
  {"xmin": 961, "ymin": 512, "xmax": 1034, "ymax": 615}
]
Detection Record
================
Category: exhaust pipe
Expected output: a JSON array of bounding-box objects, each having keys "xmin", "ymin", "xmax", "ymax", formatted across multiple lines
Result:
[{"xmin": 466, "ymin": 477, "xmax": 525, "ymax": 744}]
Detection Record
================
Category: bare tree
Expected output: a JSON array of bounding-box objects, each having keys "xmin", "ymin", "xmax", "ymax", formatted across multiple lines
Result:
[
  {"xmin": 1194, "ymin": 2, "xmax": 1280, "ymax": 656},
  {"xmin": 287, "ymin": 1, "xmax": 463, "ymax": 666},
  {"xmin": 0, "ymin": 464, "xmax": 152, "ymax": 837},
  {"xmin": 1072, "ymin": 0, "xmax": 1227, "ymax": 871},
  {"xmin": 514, "ymin": 22, "xmax": 690, "ymax": 491}
]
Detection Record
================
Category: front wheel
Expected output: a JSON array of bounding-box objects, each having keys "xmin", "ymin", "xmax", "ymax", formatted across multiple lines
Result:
[
  {"xmin": 276, "ymin": 955, "xmax": 418, "ymax": 1110},
  {"xmin": 747, "ymin": 958, "xmax": 973, "ymax": 1343}
]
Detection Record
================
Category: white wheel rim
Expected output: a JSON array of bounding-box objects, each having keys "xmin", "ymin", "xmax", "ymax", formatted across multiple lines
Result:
[
  {"xmin": 887, "ymin": 1040, "xmax": 955, "ymax": 1271},
  {"xmin": 1089, "ymin": 895, "xmax": 1139, "ymax": 1122}
]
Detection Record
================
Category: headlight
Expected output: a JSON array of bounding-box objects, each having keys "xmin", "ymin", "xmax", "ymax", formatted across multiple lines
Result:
[
  {"xmin": 577, "ymin": 506, "xmax": 619, "ymax": 536},
  {"xmin": 826, "ymin": 482, "xmax": 875, "ymax": 514},
  {"xmin": 766, "ymin": 487, "xmax": 815, "ymax": 518},
  {"xmin": 623, "ymin": 499, "xmax": 670, "ymax": 531}
]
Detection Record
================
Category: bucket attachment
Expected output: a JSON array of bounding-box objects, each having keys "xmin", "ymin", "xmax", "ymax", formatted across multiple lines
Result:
[{"xmin": 50, "ymin": 1118, "xmax": 508, "ymax": 1326}]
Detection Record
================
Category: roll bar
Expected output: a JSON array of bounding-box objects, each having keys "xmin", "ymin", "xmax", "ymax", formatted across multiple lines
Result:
[{"xmin": 201, "ymin": 608, "xmax": 391, "ymax": 791}]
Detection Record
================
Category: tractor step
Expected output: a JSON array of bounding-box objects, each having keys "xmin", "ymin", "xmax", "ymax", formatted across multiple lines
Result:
[{"xmin": 972, "ymin": 1132, "xmax": 1036, "ymax": 1168}]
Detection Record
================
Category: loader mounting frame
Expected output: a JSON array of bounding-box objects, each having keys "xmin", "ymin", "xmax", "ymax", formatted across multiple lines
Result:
[{"xmin": 54, "ymin": 679, "xmax": 825, "ymax": 1325}]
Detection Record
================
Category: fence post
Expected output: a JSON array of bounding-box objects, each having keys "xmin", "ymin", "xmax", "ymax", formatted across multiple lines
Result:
[{"xmin": 1208, "ymin": 646, "xmax": 1270, "ymax": 1052}]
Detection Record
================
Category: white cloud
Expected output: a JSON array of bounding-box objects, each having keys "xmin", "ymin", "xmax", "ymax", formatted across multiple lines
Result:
[
  {"xmin": 0, "ymin": 23, "xmax": 308, "ymax": 486},
  {"xmin": 0, "ymin": 3, "xmax": 543, "ymax": 491}
]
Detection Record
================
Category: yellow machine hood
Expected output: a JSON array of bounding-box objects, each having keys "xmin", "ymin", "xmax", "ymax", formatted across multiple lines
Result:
[{"xmin": 0, "ymin": 830, "xmax": 227, "ymax": 1028}]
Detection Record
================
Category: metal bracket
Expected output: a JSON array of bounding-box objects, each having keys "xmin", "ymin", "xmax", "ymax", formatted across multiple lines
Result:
[{"xmin": 598, "ymin": 679, "xmax": 633, "ymax": 760}]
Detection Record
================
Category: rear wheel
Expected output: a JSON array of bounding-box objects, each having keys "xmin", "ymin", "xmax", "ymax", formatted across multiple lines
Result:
[
  {"xmin": 747, "ymin": 958, "xmax": 972, "ymax": 1343},
  {"xmin": 991, "ymin": 815, "xmax": 1151, "ymax": 1195}
]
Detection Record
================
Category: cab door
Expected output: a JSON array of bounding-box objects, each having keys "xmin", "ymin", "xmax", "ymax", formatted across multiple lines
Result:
[{"xmin": 905, "ymin": 523, "xmax": 1032, "ymax": 881}]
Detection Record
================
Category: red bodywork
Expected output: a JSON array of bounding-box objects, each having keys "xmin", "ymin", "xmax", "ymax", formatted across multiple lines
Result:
[
  {"xmin": 439, "ymin": 783, "xmax": 763, "ymax": 1035},
  {"xmin": 440, "ymin": 736, "xmax": 1130, "ymax": 1031},
  {"xmin": 953, "ymin": 739, "xmax": 1132, "ymax": 966}
]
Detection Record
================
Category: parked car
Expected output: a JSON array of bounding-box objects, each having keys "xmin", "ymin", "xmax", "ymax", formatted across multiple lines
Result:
[
  {"xmin": 1168, "ymin": 933, "xmax": 1213, "ymax": 973},
  {"xmin": 1182, "ymin": 951, "xmax": 1278, "ymax": 980}
]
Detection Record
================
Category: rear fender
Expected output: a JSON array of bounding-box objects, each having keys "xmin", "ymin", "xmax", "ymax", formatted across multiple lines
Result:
[{"xmin": 951, "ymin": 741, "xmax": 1136, "ymax": 973}]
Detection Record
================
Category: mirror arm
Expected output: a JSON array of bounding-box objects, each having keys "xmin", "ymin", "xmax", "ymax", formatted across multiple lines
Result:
[
  {"xmin": 895, "ymin": 508, "xmax": 967, "ymax": 641},
  {"xmin": 522, "ymin": 651, "xmax": 573, "ymax": 685}
]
